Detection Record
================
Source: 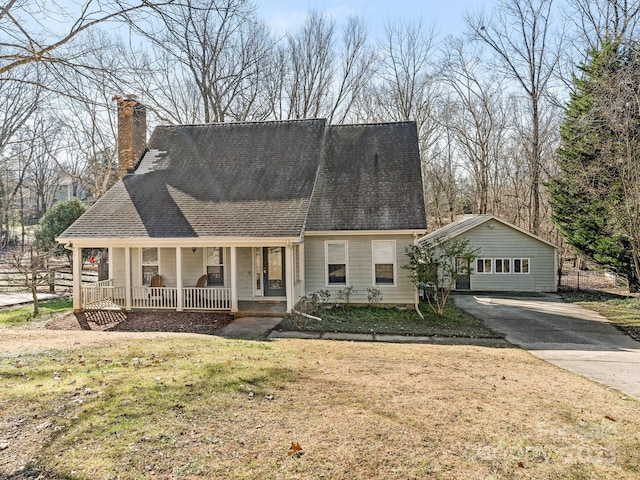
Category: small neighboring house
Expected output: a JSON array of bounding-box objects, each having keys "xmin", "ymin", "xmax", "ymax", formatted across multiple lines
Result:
[
  {"xmin": 57, "ymin": 98, "xmax": 427, "ymax": 314},
  {"xmin": 419, "ymin": 215, "xmax": 558, "ymax": 292},
  {"xmin": 53, "ymin": 177, "xmax": 88, "ymax": 204}
]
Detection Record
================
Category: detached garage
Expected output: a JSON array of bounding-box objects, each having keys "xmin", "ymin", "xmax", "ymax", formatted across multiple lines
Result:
[{"xmin": 420, "ymin": 215, "xmax": 558, "ymax": 292}]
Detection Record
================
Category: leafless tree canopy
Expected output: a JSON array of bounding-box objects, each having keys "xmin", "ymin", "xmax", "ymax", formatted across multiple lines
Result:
[{"xmin": 0, "ymin": 0, "xmax": 639, "ymax": 251}]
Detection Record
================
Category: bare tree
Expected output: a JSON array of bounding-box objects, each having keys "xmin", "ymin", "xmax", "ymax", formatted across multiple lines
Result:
[
  {"xmin": 425, "ymin": 99, "xmax": 462, "ymax": 228},
  {"xmin": 327, "ymin": 16, "xmax": 377, "ymax": 123},
  {"xmin": 566, "ymin": 0, "xmax": 640, "ymax": 51},
  {"xmin": 24, "ymin": 117, "xmax": 63, "ymax": 217},
  {"xmin": 134, "ymin": 0, "xmax": 274, "ymax": 123},
  {"xmin": 466, "ymin": 0, "xmax": 562, "ymax": 234},
  {"xmin": 266, "ymin": 12, "xmax": 375, "ymax": 123},
  {"xmin": 0, "ymin": 0, "xmax": 173, "ymax": 81},
  {"xmin": 442, "ymin": 38, "xmax": 508, "ymax": 215},
  {"xmin": 5, "ymin": 246, "xmax": 50, "ymax": 315},
  {"xmin": 285, "ymin": 10, "xmax": 336, "ymax": 119}
]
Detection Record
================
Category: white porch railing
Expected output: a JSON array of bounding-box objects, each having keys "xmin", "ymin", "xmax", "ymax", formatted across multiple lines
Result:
[
  {"xmin": 82, "ymin": 280, "xmax": 126, "ymax": 310},
  {"xmin": 183, "ymin": 287, "xmax": 231, "ymax": 310},
  {"xmin": 131, "ymin": 287, "xmax": 178, "ymax": 309},
  {"xmin": 81, "ymin": 282, "xmax": 231, "ymax": 311}
]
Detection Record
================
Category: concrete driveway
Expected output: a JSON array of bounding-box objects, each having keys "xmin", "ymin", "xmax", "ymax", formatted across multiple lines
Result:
[{"xmin": 453, "ymin": 293, "xmax": 640, "ymax": 399}]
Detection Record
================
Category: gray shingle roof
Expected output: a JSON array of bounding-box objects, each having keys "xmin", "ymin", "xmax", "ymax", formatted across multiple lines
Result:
[
  {"xmin": 419, "ymin": 215, "xmax": 494, "ymax": 245},
  {"xmin": 60, "ymin": 119, "xmax": 426, "ymax": 241},
  {"xmin": 305, "ymin": 122, "xmax": 426, "ymax": 231}
]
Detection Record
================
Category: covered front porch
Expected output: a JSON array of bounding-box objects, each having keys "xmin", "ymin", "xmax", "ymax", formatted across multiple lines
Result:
[{"xmin": 69, "ymin": 241, "xmax": 304, "ymax": 314}]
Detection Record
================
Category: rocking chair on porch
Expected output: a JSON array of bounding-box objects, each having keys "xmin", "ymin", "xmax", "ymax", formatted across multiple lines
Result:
[
  {"xmin": 187, "ymin": 274, "xmax": 208, "ymax": 309},
  {"xmin": 149, "ymin": 274, "xmax": 165, "ymax": 305}
]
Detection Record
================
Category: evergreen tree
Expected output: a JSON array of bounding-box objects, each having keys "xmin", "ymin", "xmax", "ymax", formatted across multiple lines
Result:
[
  {"xmin": 33, "ymin": 198, "xmax": 87, "ymax": 259},
  {"xmin": 549, "ymin": 40, "xmax": 640, "ymax": 290}
]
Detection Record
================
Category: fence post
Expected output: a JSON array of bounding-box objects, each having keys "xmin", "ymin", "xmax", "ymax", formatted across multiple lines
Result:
[{"xmin": 48, "ymin": 268, "xmax": 55, "ymax": 293}]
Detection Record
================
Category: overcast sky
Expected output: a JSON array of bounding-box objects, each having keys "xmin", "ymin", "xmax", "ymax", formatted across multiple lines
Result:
[{"xmin": 254, "ymin": 0, "xmax": 493, "ymax": 38}]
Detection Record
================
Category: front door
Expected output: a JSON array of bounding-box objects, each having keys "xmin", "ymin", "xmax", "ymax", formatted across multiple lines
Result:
[
  {"xmin": 263, "ymin": 247, "xmax": 286, "ymax": 296},
  {"xmin": 455, "ymin": 257, "xmax": 471, "ymax": 290}
]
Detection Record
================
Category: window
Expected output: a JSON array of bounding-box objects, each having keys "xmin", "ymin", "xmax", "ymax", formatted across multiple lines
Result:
[
  {"xmin": 476, "ymin": 258, "xmax": 492, "ymax": 274},
  {"xmin": 326, "ymin": 241, "xmax": 347, "ymax": 285},
  {"xmin": 206, "ymin": 247, "xmax": 224, "ymax": 286},
  {"xmin": 495, "ymin": 258, "xmax": 511, "ymax": 274},
  {"xmin": 513, "ymin": 258, "xmax": 530, "ymax": 274},
  {"xmin": 372, "ymin": 240, "xmax": 396, "ymax": 285},
  {"xmin": 141, "ymin": 248, "xmax": 159, "ymax": 286}
]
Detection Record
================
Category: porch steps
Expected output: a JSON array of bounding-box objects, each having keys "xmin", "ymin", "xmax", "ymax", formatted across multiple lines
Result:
[
  {"xmin": 83, "ymin": 299, "xmax": 123, "ymax": 312},
  {"xmin": 235, "ymin": 301, "xmax": 286, "ymax": 318}
]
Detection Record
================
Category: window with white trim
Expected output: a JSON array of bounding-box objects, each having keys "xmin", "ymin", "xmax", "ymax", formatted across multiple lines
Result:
[
  {"xmin": 495, "ymin": 258, "xmax": 511, "ymax": 274},
  {"xmin": 476, "ymin": 258, "xmax": 492, "ymax": 274},
  {"xmin": 326, "ymin": 241, "xmax": 347, "ymax": 285},
  {"xmin": 141, "ymin": 248, "xmax": 159, "ymax": 286},
  {"xmin": 372, "ymin": 240, "xmax": 396, "ymax": 285},
  {"xmin": 513, "ymin": 258, "xmax": 530, "ymax": 274},
  {"xmin": 206, "ymin": 247, "xmax": 224, "ymax": 286}
]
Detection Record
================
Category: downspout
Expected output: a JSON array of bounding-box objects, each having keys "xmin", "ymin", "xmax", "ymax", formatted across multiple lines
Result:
[{"xmin": 413, "ymin": 232, "xmax": 425, "ymax": 320}]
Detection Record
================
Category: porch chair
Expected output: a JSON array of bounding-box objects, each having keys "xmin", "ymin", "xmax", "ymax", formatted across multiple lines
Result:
[
  {"xmin": 149, "ymin": 274, "xmax": 165, "ymax": 305},
  {"xmin": 189, "ymin": 274, "xmax": 208, "ymax": 309}
]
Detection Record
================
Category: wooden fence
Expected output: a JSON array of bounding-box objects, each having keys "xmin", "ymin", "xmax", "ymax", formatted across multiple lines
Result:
[{"xmin": 0, "ymin": 266, "xmax": 99, "ymax": 292}]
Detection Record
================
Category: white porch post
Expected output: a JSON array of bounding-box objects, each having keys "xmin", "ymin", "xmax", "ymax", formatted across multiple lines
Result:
[
  {"xmin": 108, "ymin": 247, "xmax": 113, "ymax": 279},
  {"xmin": 124, "ymin": 247, "xmax": 132, "ymax": 311},
  {"xmin": 72, "ymin": 245, "xmax": 82, "ymax": 313},
  {"xmin": 285, "ymin": 244, "xmax": 294, "ymax": 313},
  {"xmin": 176, "ymin": 247, "xmax": 183, "ymax": 311},
  {"xmin": 230, "ymin": 246, "xmax": 238, "ymax": 312}
]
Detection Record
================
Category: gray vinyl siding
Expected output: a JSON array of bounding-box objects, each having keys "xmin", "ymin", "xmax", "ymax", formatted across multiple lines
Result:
[
  {"xmin": 110, "ymin": 246, "xmax": 235, "ymax": 289},
  {"xmin": 461, "ymin": 222, "xmax": 556, "ymax": 292},
  {"xmin": 131, "ymin": 248, "xmax": 141, "ymax": 286},
  {"xmin": 180, "ymin": 247, "xmax": 202, "ymax": 287},
  {"xmin": 160, "ymin": 248, "xmax": 176, "ymax": 286},
  {"xmin": 237, "ymin": 247, "xmax": 254, "ymax": 301},
  {"xmin": 304, "ymin": 234, "xmax": 416, "ymax": 305},
  {"xmin": 112, "ymin": 248, "xmax": 125, "ymax": 287}
]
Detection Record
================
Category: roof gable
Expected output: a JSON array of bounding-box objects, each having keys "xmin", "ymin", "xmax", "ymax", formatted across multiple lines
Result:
[{"xmin": 420, "ymin": 215, "xmax": 558, "ymax": 249}]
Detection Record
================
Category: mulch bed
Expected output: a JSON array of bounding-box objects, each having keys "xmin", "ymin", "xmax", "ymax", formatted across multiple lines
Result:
[{"xmin": 46, "ymin": 310, "xmax": 235, "ymax": 334}]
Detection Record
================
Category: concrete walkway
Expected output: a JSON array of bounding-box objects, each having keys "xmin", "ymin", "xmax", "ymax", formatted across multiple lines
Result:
[
  {"xmin": 453, "ymin": 294, "xmax": 640, "ymax": 399},
  {"xmin": 0, "ymin": 292, "xmax": 61, "ymax": 308},
  {"xmin": 216, "ymin": 316, "xmax": 284, "ymax": 340}
]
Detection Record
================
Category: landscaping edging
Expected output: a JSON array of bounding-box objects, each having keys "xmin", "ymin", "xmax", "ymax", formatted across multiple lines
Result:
[{"xmin": 268, "ymin": 329, "xmax": 512, "ymax": 347}]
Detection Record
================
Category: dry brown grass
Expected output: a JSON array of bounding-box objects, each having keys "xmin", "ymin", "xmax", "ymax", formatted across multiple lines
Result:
[{"xmin": 1, "ymin": 335, "xmax": 639, "ymax": 479}]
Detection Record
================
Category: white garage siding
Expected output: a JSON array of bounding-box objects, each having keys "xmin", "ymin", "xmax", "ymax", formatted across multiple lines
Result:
[
  {"xmin": 303, "ymin": 233, "xmax": 417, "ymax": 305},
  {"xmin": 465, "ymin": 221, "xmax": 556, "ymax": 291},
  {"xmin": 422, "ymin": 216, "xmax": 557, "ymax": 293}
]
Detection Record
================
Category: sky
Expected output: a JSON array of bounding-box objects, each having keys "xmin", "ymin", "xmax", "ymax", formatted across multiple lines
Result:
[{"xmin": 254, "ymin": 0, "xmax": 493, "ymax": 39}]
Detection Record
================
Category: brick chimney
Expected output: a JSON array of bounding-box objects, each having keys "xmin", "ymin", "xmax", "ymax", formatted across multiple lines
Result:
[{"xmin": 114, "ymin": 96, "xmax": 147, "ymax": 178}]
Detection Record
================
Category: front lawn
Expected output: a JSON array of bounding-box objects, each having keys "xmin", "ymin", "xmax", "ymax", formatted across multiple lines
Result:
[
  {"xmin": 561, "ymin": 291, "xmax": 640, "ymax": 339},
  {"xmin": 276, "ymin": 301, "xmax": 500, "ymax": 338},
  {"xmin": 1, "ymin": 337, "xmax": 639, "ymax": 479},
  {"xmin": 0, "ymin": 297, "xmax": 73, "ymax": 326}
]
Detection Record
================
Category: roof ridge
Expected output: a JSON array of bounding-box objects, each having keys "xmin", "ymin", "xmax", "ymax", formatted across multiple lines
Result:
[
  {"xmin": 156, "ymin": 118, "xmax": 327, "ymax": 129},
  {"xmin": 329, "ymin": 121, "xmax": 416, "ymax": 128}
]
